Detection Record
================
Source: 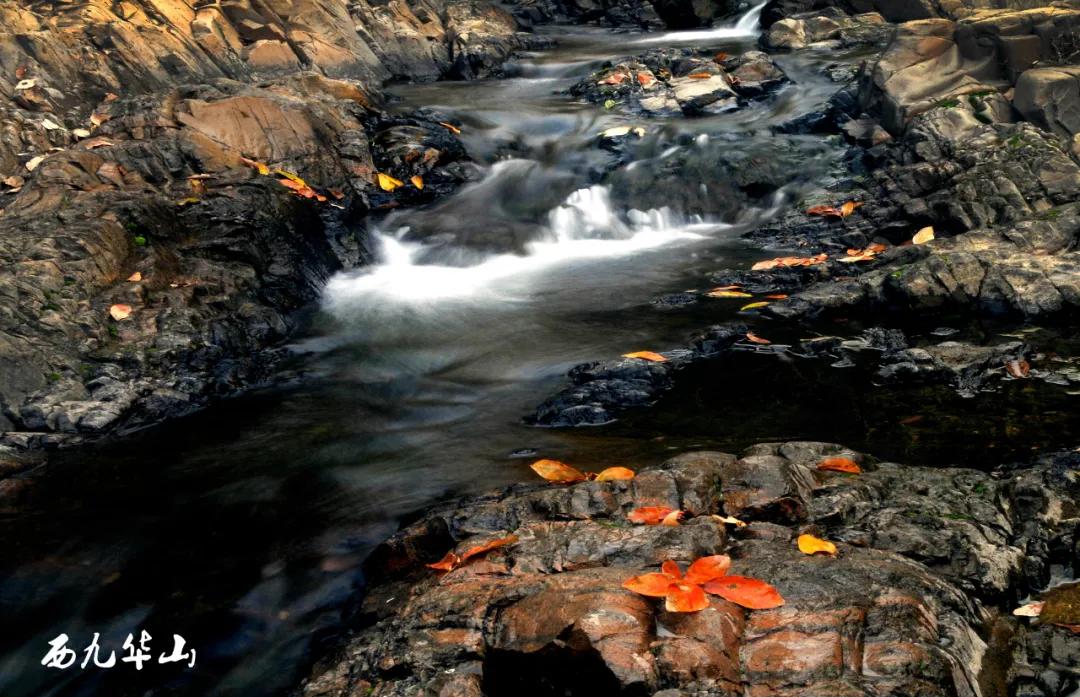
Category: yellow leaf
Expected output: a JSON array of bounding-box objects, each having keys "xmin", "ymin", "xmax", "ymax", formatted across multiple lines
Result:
[
  {"xmin": 126, "ymin": 272, "xmax": 142, "ymax": 282},
  {"xmin": 274, "ymin": 169, "xmax": 307, "ymax": 186},
  {"xmin": 377, "ymin": 172, "xmax": 404, "ymax": 192},
  {"xmin": 530, "ymin": 459, "xmax": 587, "ymax": 483},
  {"xmin": 176, "ymin": 197, "xmax": 201, "ymax": 206},
  {"xmin": 594, "ymin": 466, "xmax": 635, "ymax": 481},
  {"xmin": 109, "ymin": 304, "xmax": 132, "ymax": 321},
  {"xmin": 712, "ymin": 514, "xmax": 747, "ymax": 527},
  {"xmin": 623, "ymin": 351, "xmax": 667, "ymax": 362},
  {"xmin": 740, "ymin": 302, "xmax": 770, "ymax": 311},
  {"xmin": 706, "ymin": 290, "xmax": 752, "ymax": 298},
  {"xmin": 439, "ymin": 121, "xmax": 462, "ymax": 135},
  {"xmin": 797, "ymin": 534, "xmax": 837, "ymax": 556},
  {"xmin": 240, "ymin": 157, "xmax": 270, "ymax": 176},
  {"xmin": 912, "ymin": 226, "xmax": 935, "ymax": 245},
  {"xmin": 410, "ymin": 175, "xmax": 424, "ymax": 190}
]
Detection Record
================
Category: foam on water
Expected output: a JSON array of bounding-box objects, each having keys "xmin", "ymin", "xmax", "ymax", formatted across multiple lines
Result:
[
  {"xmin": 323, "ymin": 185, "xmax": 721, "ymax": 311},
  {"xmin": 638, "ymin": 0, "xmax": 767, "ymax": 43}
]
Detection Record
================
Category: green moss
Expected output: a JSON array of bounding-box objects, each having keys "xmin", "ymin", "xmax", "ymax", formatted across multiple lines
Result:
[
  {"xmin": 46, "ymin": 372, "xmax": 62, "ymax": 383},
  {"xmin": 107, "ymin": 325, "xmax": 119, "ymax": 338},
  {"xmin": 1041, "ymin": 582, "xmax": 1080, "ymax": 625},
  {"xmin": 933, "ymin": 98, "xmax": 960, "ymax": 109}
]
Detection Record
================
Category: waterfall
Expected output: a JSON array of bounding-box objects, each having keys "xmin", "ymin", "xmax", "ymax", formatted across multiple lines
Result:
[{"xmin": 639, "ymin": 1, "xmax": 769, "ymax": 43}]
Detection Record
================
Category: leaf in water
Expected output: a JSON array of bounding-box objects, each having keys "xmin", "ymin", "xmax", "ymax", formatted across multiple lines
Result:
[
  {"xmin": 623, "ymin": 572, "xmax": 678, "ymax": 597},
  {"xmin": 628, "ymin": 506, "xmax": 675, "ymax": 525},
  {"xmin": 459, "ymin": 535, "xmax": 518, "ymax": 563},
  {"xmin": 594, "ymin": 466, "xmax": 635, "ymax": 481},
  {"xmin": 712, "ymin": 514, "xmax": 747, "ymax": 527},
  {"xmin": 684, "ymin": 555, "xmax": 731, "ymax": 585},
  {"xmin": 912, "ymin": 226, "xmax": 935, "ymax": 245},
  {"xmin": 703, "ymin": 575, "xmax": 785, "ymax": 609},
  {"xmin": 660, "ymin": 510, "xmax": 683, "ymax": 526},
  {"xmin": 1004, "ymin": 358, "xmax": 1030, "ymax": 378},
  {"xmin": 623, "ymin": 351, "xmax": 667, "ymax": 362},
  {"xmin": 109, "ymin": 304, "xmax": 132, "ymax": 321},
  {"xmin": 530, "ymin": 459, "xmax": 587, "ymax": 483},
  {"xmin": 1013, "ymin": 601, "xmax": 1044, "ymax": 617},
  {"xmin": 798, "ymin": 534, "xmax": 838, "ymax": 556},
  {"xmin": 740, "ymin": 302, "xmax": 770, "ymax": 311},
  {"xmin": 665, "ymin": 582, "xmax": 709, "ymax": 612},
  {"xmin": 439, "ymin": 121, "xmax": 462, "ymax": 135},
  {"xmin": 410, "ymin": 175, "xmax": 424, "ymax": 190},
  {"xmin": 818, "ymin": 456, "xmax": 861, "ymax": 474},
  {"xmin": 745, "ymin": 331, "xmax": 771, "ymax": 344},
  {"xmin": 127, "ymin": 272, "xmax": 142, "ymax": 282},
  {"xmin": 707, "ymin": 289, "xmax": 753, "ymax": 298},
  {"xmin": 376, "ymin": 172, "xmax": 404, "ymax": 192}
]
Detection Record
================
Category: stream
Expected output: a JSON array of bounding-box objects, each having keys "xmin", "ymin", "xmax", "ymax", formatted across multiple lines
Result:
[{"xmin": 4, "ymin": 6, "xmax": 1080, "ymax": 696}]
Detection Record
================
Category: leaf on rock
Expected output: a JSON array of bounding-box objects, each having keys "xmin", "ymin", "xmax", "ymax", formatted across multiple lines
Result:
[
  {"xmin": 661, "ymin": 560, "xmax": 682, "ymax": 579},
  {"xmin": 1013, "ymin": 601, "xmax": 1044, "ymax": 617},
  {"xmin": 426, "ymin": 551, "xmax": 460, "ymax": 571},
  {"xmin": 598, "ymin": 72, "xmax": 628, "ymax": 85},
  {"xmin": 817, "ymin": 456, "xmax": 861, "ymax": 474},
  {"xmin": 623, "ymin": 351, "xmax": 667, "ymax": 362},
  {"xmin": 628, "ymin": 506, "xmax": 676, "ymax": 525},
  {"xmin": 660, "ymin": 510, "xmax": 683, "ymax": 526},
  {"xmin": 127, "ymin": 272, "xmax": 142, "ymax": 282},
  {"xmin": 665, "ymin": 582, "xmax": 710, "ymax": 612},
  {"xmin": 109, "ymin": 304, "xmax": 132, "ymax": 321},
  {"xmin": 712, "ymin": 514, "xmax": 747, "ymax": 527},
  {"xmin": 530, "ymin": 459, "xmax": 587, "ymax": 483},
  {"xmin": 594, "ymin": 466, "xmax": 635, "ymax": 481},
  {"xmin": 460, "ymin": 535, "xmax": 518, "ymax": 563},
  {"xmin": 703, "ymin": 575, "xmax": 785, "ymax": 609},
  {"xmin": 684, "ymin": 555, "xmax": 731, "ymax": 584},
  {"xmin": 240, "ymin": 157, "xmax": 270, "ymax": 176},
  {"xmin": 25, "ymin": 155, "xmax": 44, "ymax": 172},
  {"xmin": 376, "ymin": 172, "xmax": 404, "ymax": 192},
  {"xmin": 798, "ymin": 534, "xmax": 838, "ymax": 556},
  {"xmin": 912, "ymin": 226, "xmax": 935, "ymax": 245},
  {"xmin": 1004, "ymin": 358, "xmax": 1030, "ymax": 378},
  {"xmin": 765, "ymin": 294, "xmax": 789, "ymax": 300},
  {"xmin": 439, "ymin": 122, "xmax": 462, "ymax": 135},
  {"xmin": 708, "ymin": 289, "xmax": 753, "ymax": 298},
  {"xmin": 410, "ymin": 175, "xmax": 424, "ymax": 190},
  {"xmin": 636, "ymin": 72, "xmax": 657, "ymax": 87},
  {"xmin": 687, "ymin": 72, "xmax": 713, "ymax": 79},
  {"xmin": 751, "ymin": 253, "xmax": 827, "ymax": 271},
  {"xmin": 623, "ymin": 572, "xmax": 678, "ymax": 597},
  {"xmin": 740, "ymin": 302, "xmax": 769, "ymax": 311},
  {"xmin": 745, "ymin": 332, "xmax": 771, "ymax": 345}
]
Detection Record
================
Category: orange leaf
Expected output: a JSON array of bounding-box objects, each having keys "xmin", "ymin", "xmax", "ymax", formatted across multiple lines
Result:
[
  {"xmin": 1053, "ymin": 623, "xmax": 1080, "ymax": 634},
  {"xmin": 665, "ymin": 582, "xmax": 710, "ymax": 612},
  {"xmin": 376, "ymin": 172, "xmax": 404, "ymax": 192},
  {"xmin": 530, "ymin": 459, "xmax": 587, "ymax": 483},
  {"xmin": 660, "ymin": 510, "xmax": 683, "ymax": 526},
  {"xmin": 839, "ymin": 201, "xmax": 862, "ymax": 217},
  {"xmin": 623, "ymin": 351, "xmax": 667, "ymax": 362},
  {"xmin": 1013, "ymin": 601, "xmax": 1044, "ymax": 617},
  {"xmin": 595, "ymin": 466, "xmax": 635, "ymax": 481},
  {"xmin": 126, "ymin": 272, "xmax": 142, "ymax": 282},
  {"xmin": 628, "ymin": 506, "xmax": 675, "ymax": 525},
  {"xmin": 765, "ymin": 294, "xmax": 789, "ymax": 300},
  {"xmin": 460, "ymin": 535, "xmax": 518, "ymax": 563},
  {"xmin": 636, "ymin": 72, "xmax": 656, "ymax": 87},
  {"xmin": 687, "ymin": 72, "xmax": 713, "ymax": 79},
  {"xmin": 109, "ymin": 304, "xmax": 132, "ymax": 321},
  {"xmin": 426, "ymin": 551, "xmax": 460, "ymax": 571},
  {"xmin": 439, "ymin": 121, "xmax": 462, "ymax": 135},
  {"xmin": 684, "ymin": 555, "xmax": 731, "ymax": 585},
  {"xmin": 817, "ymin": 457, "xmax": 861, "ymax": 474},
  {"xmin": 714, "ymin": 52, "xmax": 730, "ymax": 62},
  {"xmin": 240, "ymin": 156, "xmax": 270, "ymax": 176},
  {"xmin": 797, "ymin": 534, "xmax": 838, "ymax": 556},
  {"xmin": 806, "ymin": 204, "xmax": 841, "ymax": 217},
  {"xmin": 623, "ymin": 572, "xmax": 678, "ymax": 597},
  {"xmin": 752, "ymin": 254, "xmax": 827, "ymax": 271},
  {"xmin": 598, "ymin": 72, "xmax": 628, "ymax": 85},
  {"xmin": 745, "ymin": 331, "xmax": 770, "ymax": 345},
  {"xmin": 661, "ymin": 561, "xmax": 682, "ymax": 579},
  {"xmin": 703, "ymin": 575, "xmax": 785, "ymax": 609}
]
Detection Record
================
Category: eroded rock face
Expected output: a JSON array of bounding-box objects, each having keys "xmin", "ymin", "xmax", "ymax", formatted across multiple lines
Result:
[
  {"xmin": 761, "ymin": 9, "xmax": 892, "ymax": 49},
  {"xmin": 570, "ymin": 49, "xmax": 789, "ymax": 117},
  {"xmin": 300, "ymin": 442, "xmax": 1079, "ymax": 697}
]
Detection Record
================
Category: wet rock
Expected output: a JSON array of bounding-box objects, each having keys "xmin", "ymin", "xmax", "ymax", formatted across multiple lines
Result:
[
  {"xmin": 302, "ymin": 441, "xmax": 1080, "ymax": 697},
  {"xmin": 761, "ymin": 10, "xmax": 892, "ymax": 49},
  {"xmin": 529, "ymin": 324, "xmax": 746, "ymax": 426},
  {"xmin": 570, "ymin": 49, "xmax": 789, "ymax": 117}
]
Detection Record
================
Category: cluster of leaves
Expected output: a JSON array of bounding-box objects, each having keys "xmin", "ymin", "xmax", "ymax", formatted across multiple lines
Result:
[
  {"xmin": 239, "ymin": 157, "xmax": 345, "ymax": 204},
  {"xmin": 623, "ymin": 556, "xmax": 784, "ymax": 612},
  {"xmin": 530, "ymin": 459, "xmax": 636, "ymax": 483},
  {"xmin": 807, "ymin": 201, "xmax": 862, "ymax": 219}
]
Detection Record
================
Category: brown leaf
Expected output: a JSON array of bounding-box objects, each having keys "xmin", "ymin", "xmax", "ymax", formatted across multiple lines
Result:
[
  {"xmin": 126, "ymin": 272, "xmax": 142, "ymax": 282},
  {"xmin": 745, "ymin": 332, "xmax": 771, "ymax": 345},
  {"xmin": 1004, "ymin": 358, "xmax": 1030, "ymax": 378},
  {"xmin": 594, "ymin": 466, "xmax": 635, "ymax": 481}
]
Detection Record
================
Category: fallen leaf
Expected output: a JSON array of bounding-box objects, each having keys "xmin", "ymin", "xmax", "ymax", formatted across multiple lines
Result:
[
  {"xmin": 426, "ymin": 551, "xmax": 459, "ymax": 571},
  {"xmin": 3, "ymin": 175, "xmax": 24, "ymax": 189},
  {"xmin": 240, "ymin": 157, "xmax": 270, "ymax": 176},
  {"xmin": 703, "ymin": 575, "xmax": 785, "ymax": 609},
  {"xmin": 176, "ymin": 197, "xmax": 201, "ymax": 207},
  {"xmin": 707, "ymin": 289, "xmax": 753, "ymax": 298},
  {"xmin": 410, "ymin": 175, "xmax": 424, "ymax": 190},
  {"xmin": 684, "ymin": 555, "xmax": 732, "ymax": 584},
  {"xmin": 798, "ymin": 534, "xmax": 838, "ymax": 556},
  {"xmin": 741, "ymin": 302, "xmax": 769, "ymax": 311},
  {"xmin": 72, "ymin": 127, "xmax": 91, "ymax": 139},
  {"xmin": 459, "ymin": 535, "xmax": 518, "ymax": 563},
  {"xmin": 90, "ymin": 112, "xmax": 110, "ymax": 127},
  {"xmin": 807, "ymin": 201, "xmax": 862, "ymax": 219},
  {"xmin": 1054, "ymin": 623, "xmax": 1080, "ymax": 634},
  {"xmin": 530, "ymin": 459, "xmax": 587, "ymax": 483},
  {"xmin": 25, "ymin": 155, "xmax": 45, "ymax": 172},
  {"xmin": 751, "ymin": 254, "xmax": 827, "ymax": 271},
  {"xmin": 439, "ymin": 122, "xmax": 462, "ymax": 135},
  {"xmin": 817, "ymin": 456, "xmax": 862, "ymax": 474},
  {"xmin": 629, "ymin": 506, "xmax": 675, "ymax": 524},
  {"xmin": 765, "ymin": 294, "xmax": 789, "ymax": 300},
  {"xmin": 604, "ymin": 99, "xmax": 617, "ymax": 110},
  {"xmin": 190, "ymin": 178, "xmax": 207, "ymax": 195},
  {"xmin": 687, "ymin": 72, "xmax": 713, "ymax": 79},
  {"xmin": 745, "ymin": 332, "xmax": 771, "ymax": 345},
  {"xmin": 662, "ymin": 560, "xmax": 681, "ymax": 578},
  {"xmin": 714, "ymin": 52, "xmax": 730, "ymax": 62},
  {"xmin": 109, "ymin": 304, "xmax": 132, "ymax": 321},
  {"xmin": 376, "ymin": 172, "xmax": 404, "ymax": 192},
  {"xmin": 660, "ymin": 510, "xmax": 683, "ymax": 526},
  {"xmin": 1013, "ymin": 601, "xmax": 1044, "ymax": 617},
  {"xmin": 840, "ymin": 201, "xmax": 861, "ymax": 217},
  {"xmin": 41, "ymin": 118, "xmax": 62, "ymax": 131},
  {"xmin": 1004, "ymin": 358, "xmax": 1030, "ymax": 378},
  {"xmin": 598, "ymin": 72, "xmax": 628, "ymax": 85},
  {"xmin": 709, "ymin": 285, "xmax": 742, "ymax": 292},
  {"xmin": 623, "ymin": 351, "xmax": 667, "ymax": 362},
  {"xmin": 899, "ymin": 415, "xmax": 924, "ymax": 425},
  {"xmin": 594, "ymin": 466, "xmax": 635, "ymax": 481},
  {"xmin": 665, "ymin": 582, "xmax": 710, "ymax": 612},
  {"xmin": 636, "ymin": 72, "xmax": 657, "ymax": 87},
  {"xmin": 127, "ymin": 272, "xmax": 142, "ymax": 282},
  {"xmin": 912, "ymin": 226, "xmax": 935, "ymax": 245},
  {"xmin": 104, "ymin": 92, "xmax": 119, "ymax": 103},
  {"xmin": 712, "ymin": 514, "xmax": 748, "ymax": 527},
  {"xmin": 623, "ymin": 572, "xmax": 678, "ymax": 597},
  {"xmin": 82, "ymin": 137, "xmax": 114, "ymax": 150}
]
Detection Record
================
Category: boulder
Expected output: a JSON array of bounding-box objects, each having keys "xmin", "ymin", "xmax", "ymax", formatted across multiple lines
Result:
[{"xmin": 1015, "ymin": 66, "xmax": 1080, "ymax": 138}]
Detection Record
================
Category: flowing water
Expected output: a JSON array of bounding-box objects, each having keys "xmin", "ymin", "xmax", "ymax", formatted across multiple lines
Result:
[{"xmin": 4, "ymin": 7, "xmax": 1080, "ymax": 697}]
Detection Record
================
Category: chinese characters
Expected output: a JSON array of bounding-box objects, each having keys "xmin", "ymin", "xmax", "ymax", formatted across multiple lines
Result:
[{"xmin": 41, "ymin": 632, "xmax": 195, "ymax": 670}]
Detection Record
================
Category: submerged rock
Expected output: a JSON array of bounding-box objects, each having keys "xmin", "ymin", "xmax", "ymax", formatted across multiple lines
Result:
[
  {"xmin": 301, "ymin": 441, "xmax": 1080, "ymax": 697},
  {"xmin": 570, "ymin": 49, "xmax": 790, "ymax": 117}
]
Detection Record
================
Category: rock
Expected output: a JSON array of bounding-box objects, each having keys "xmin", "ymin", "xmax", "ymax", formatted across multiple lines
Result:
[
  {"xmin": 761, "ymin": 10, "xmax": 891, "ymax": 49},
  {"xmin": 1015, "ymin": 66, "xmax": 1080, "ymax": 138},
  {"xmin": 570, "ymin": 49, "xmax": 789, "ymax": 117},
  {"xmin": 302, "ymin": 441, "xmax": 1080, "ymax": 697}
]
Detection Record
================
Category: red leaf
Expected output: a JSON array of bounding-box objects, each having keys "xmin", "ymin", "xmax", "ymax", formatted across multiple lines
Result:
[
  {"xmin": 665, "ymin": 582, "xmax": 710, "ymax": 612},
  {"xmin": 460, "ymin": 535, "xmax": 518, "ymax": 563},
  {"xmin": 628, "ymin": 506, "xmax": 675, "ymax": 525},
  {"xmin": 623, "ymin": 572, "xmax": 678, "ymax": 597},
  {"xmin": 703, "ymin": 575, "xmax": 785, "ymax": 609},
  {"xmin": 661, "ymin": 560, "xmax": 682, "ymax": 580},
  {"xmin": 427, "ymin": 551, "xmax": 460, "ymax": 572}
]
